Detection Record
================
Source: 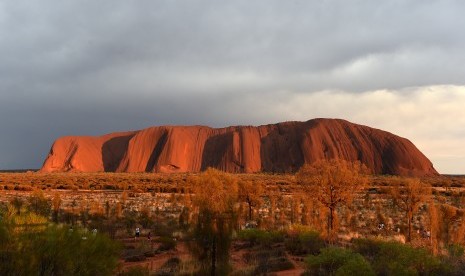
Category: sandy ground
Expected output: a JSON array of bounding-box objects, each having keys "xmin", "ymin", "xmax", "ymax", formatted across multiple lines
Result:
[{"xmin": 119, "ymin": 239, "xmax": 190, "ymax": 273}]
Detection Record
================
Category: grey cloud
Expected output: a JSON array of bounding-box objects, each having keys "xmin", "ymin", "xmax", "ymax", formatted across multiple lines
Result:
[{"xmin": 1, "ymin": 0, "xmax": 464, "ymax": 170}]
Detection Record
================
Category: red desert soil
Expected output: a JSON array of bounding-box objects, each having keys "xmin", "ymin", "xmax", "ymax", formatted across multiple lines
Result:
[
  {"xmin": 120, "ymin": 239, "xmax": 190, "ymax": 271},
  {"xmin": 41, "ymin": 118, "xmax": 437, "ymax": 176}
]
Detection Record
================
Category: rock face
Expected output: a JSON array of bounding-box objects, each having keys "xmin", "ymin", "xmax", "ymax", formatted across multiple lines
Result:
[{"xmin": 41, "ymin": 119, "xmax": 438, "ymax": 176}]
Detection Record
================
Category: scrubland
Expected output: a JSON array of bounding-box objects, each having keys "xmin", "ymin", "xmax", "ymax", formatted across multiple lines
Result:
[{"xmin": 1, "ymin": 164, "xmax": 465, "ymax": 275}]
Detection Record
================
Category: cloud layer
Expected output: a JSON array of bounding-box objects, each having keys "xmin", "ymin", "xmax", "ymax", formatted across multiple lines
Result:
[{"xmin": 0, "ymin": 1, "xmax": 464, "ymax": 173}]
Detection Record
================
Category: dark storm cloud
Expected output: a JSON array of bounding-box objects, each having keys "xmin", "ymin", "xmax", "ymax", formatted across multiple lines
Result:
[{"xmin": 1, "ymin": 0, "xmax": 464, "ymax": 171}]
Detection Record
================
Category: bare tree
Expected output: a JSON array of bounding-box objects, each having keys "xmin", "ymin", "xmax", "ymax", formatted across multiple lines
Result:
[
  {"xmin": 264, "ymin": 192, "xmax": 277, "ymax": 228},
  {"xmin": 238, "ymin": 180, "xmax": 263, "ymax": 221},
  {"xmin": 297, "ymin": 159, "xmax": 369, "ymax": 238},
  {"xmin": 289, "ymin": 195, "xmax": 302, "ymax": 225},
  {"xmin": 389, "ymin": 178, "xmax": 431, "ymax": 242}
]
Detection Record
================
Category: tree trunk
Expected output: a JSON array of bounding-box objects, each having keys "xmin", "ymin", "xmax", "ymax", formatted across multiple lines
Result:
[
  {"xmin": 53, "ymin": 210, "xmax": 59, "ymax": 223},
  {"xmin": 248, "ymin": 203, "xmax": 252, "ymax": 221},
  {"xmin": 211, "ymin": 235, "xmax": 216, "ymax": 276},
  {"xmin": 407, "ymin": 210, "xmax": 412, "ymax": 242},
  {"xmin": 329, "ymin": 207, "xmax": 334, "ymax": 236}
]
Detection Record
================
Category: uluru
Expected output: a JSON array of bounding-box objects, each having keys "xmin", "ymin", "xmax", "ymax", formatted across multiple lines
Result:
[{"xmin": 40, "ymin": 118, "xmax": 437, "ymax": 176}]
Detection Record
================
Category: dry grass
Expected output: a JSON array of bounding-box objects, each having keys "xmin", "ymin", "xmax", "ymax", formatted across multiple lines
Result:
[
  {"xmin": 2, "ymin": 172, "xmax": 465, "ymax": 244},
  {"xmin": 3, "ymin": 172, "xmax": 465, "ymax": 274},
  {"xmin": 1, "ymin": 172, "xmax": 463, "ymax": 192}
]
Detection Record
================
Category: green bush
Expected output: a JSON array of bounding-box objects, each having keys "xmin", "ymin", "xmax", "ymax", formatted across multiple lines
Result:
[
  {"xmin": 335, "ymin": 255, "xmax": 376, "ymax": 276},
  {"xmin": 285, "ymin": 231, "xmax": 324, "ymax": 255},
  {"xmin": 447, "ymin": 244, "xmax": 465, "ymax": 259},
  {"xmin": 351, "ymin": 238, "xmax": 382, "ymax": 263},
  {"xmin": 444, "ymin": 244, "xmax": 465, "ymax": 275},
  {"xmin": 373, "ymin": 241, "xmax": 444, "ymax": 275},
  {"xmin": 0, "ymin": 224, "xmax": 120, "ymax": 276},
  {"xmin": 304, "ymin": 247, "xmax": 375, "ymax": 276},
  {"xmin": 237, "ymin": 229, "xmax": 284, "ymax": 247},
  {"xmin": 353, "ymin": 239, "xmax": 447, "ymax": 275}
]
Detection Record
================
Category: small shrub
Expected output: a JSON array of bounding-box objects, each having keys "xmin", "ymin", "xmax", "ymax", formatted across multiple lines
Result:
[
  {"xmin": 447, "ymin": 244, "xmax": 465, "ymax": 259},
  {"xmin": 157, "ymin": 236, "xmax": 176, "ymax": 252},
  {"xmin": 285, "ymin": 230, "xmax": 324, "ymax": 255},
  {"xmin": 304, "ymin": 247, "xmax": 375, "ymax": 276},
  {"xmin": 351, "ymin": 238, "xmax": 382, "ymax": 262},
  {"xmin": 244, "ymin": 247, "xmax": 293, "ymax": 274},
  {"xmin": 353, "ymin": 240, "xmax": 447, "ymax": 275},
  {"xmin": 237, "ymin": 229, "xmax": 284, "ymax": 248}
]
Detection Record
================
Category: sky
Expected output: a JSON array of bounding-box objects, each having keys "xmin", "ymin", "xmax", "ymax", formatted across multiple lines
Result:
[{"xmin": 0, "ymin": 0, "xmax": 464, "ymax": 174}]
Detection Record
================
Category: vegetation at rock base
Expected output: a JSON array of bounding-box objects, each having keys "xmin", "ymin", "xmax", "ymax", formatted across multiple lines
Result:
[{"xmin": 1, "ymin": 161, "xmax": 465, "ymax": 274}]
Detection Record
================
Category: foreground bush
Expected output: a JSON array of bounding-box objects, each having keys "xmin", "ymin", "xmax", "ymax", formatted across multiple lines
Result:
[
  {"xmin": 304, "ymin": 247, "xmax": 375, "ymax": 276},
  {"xmin": 352, "ymin": 238, "xmax": 448, "ymax": 275},
  {"xmin": 373, "ymin": 241, "xmax": 445, "ymax": 275},
  {"xmin": 0, "ymin": 213, "xmax": 120, "ymax": 276}
]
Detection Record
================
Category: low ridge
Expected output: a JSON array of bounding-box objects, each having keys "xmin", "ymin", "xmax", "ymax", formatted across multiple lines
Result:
[{"xmin": 40, "ymin": 118, "xmax": 438, "ymax": 176}]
